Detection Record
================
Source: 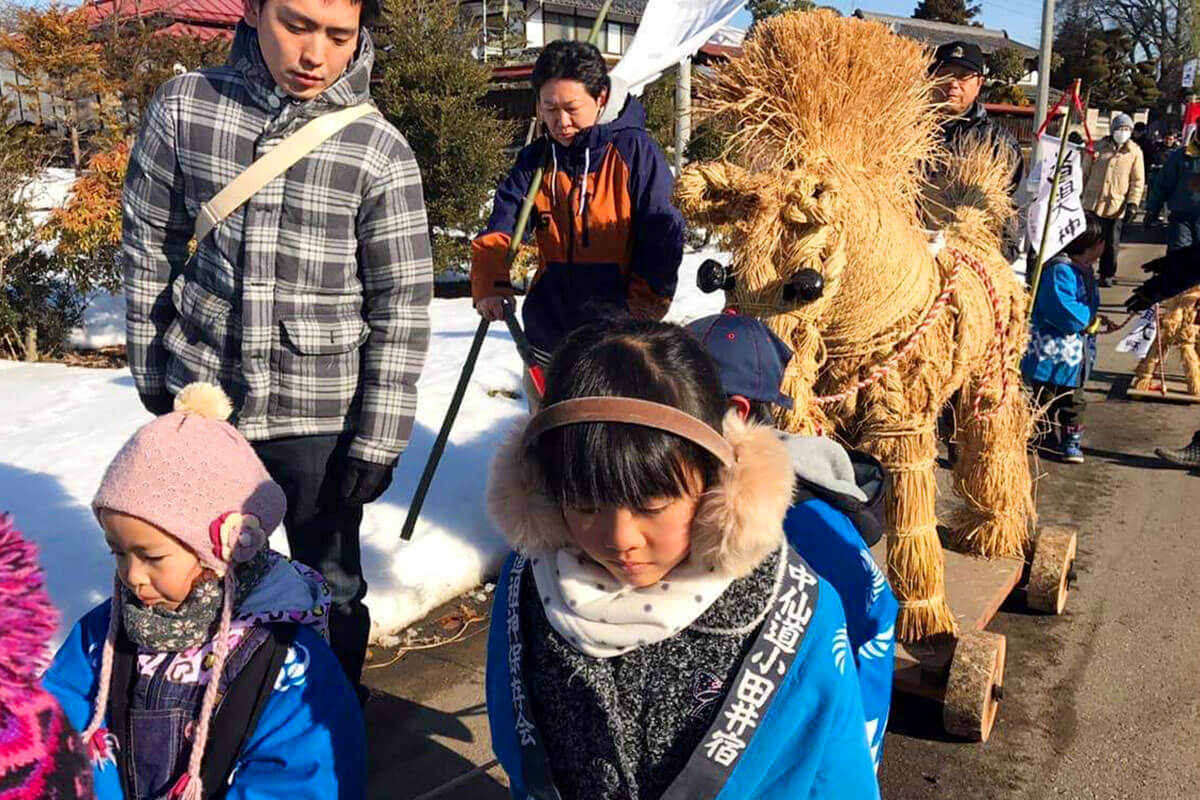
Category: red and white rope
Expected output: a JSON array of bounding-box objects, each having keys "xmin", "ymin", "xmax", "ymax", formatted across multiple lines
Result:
[
  {"xmin": 813, "ymin": 247, "xmax": 1012, "ymax": 422},
  {"xmin": 813, "ymin": 248, "xmax": 964, "ymax": 406}
]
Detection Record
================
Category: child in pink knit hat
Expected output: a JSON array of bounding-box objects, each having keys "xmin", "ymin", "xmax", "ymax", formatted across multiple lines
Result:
[{"xmin": 42, "ymin": 383, "xmax": 366, "ymax": 800}]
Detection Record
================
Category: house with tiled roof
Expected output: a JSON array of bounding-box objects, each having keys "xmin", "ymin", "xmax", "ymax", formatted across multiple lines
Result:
[
  {"xmin": 852, "ymin": 10, "xmax": 1038, "ymax": 59},
  {"xmin": 82, "ymin": 0, "xmax": 241, "ymax": 42}
]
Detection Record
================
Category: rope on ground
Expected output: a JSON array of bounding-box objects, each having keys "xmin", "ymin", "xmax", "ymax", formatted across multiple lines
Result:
[{"xmin": 365, "ymin": 609, "xmax": 488, "ymax": 671}]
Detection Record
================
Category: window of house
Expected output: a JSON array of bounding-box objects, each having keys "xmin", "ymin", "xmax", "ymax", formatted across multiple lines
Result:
[
  {"xmin": 606, "ymin": 21, "xmax": 623, "ymax": 54},
  {"xmin": 622, "ymin": 23, "xmax": 636, "ymax": 53},
  {"xmin": 543, "ymin": 11, "xmax": 576, "ymax": 43}
]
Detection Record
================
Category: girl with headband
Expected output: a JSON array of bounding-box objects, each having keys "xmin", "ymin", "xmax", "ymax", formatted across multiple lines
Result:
[{"xmin": 484, "ymin": 318, "xmax": 879, "ymax": 800}]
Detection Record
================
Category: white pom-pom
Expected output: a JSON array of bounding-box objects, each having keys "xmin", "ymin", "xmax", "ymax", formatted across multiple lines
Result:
[{"xmin": 174, "ymin": 383, "xmax": 233, "ymax": 421}]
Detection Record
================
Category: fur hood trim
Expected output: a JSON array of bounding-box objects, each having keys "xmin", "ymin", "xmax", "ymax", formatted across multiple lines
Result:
[{"xmin": 485, "ymin": 411, "xmax": 796, "ymax": 579}]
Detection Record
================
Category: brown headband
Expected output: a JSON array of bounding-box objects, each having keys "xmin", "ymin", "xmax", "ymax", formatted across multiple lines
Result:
[{"xmin": 522, "ymin": 397, "xmax": 735, "ymax": 468}]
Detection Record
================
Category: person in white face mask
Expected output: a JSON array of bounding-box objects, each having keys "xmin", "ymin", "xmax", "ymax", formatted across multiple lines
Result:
[{"xmin": 1082, "ymin": 112, "xmax": 1146, "ymax": 286}]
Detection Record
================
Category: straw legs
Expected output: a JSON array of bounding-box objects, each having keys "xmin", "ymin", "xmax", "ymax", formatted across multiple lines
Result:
[
  {"xmin": 861, "ymin": 423, "xmax": 958, "ymax": 643},
  {"xmin": 947, "ymin": 378, "xmax": 1037, "ymax": 560}
]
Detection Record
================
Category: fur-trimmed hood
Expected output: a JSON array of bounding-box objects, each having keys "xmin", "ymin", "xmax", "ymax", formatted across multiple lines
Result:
[{"xmin": 486, "ymin": 411, "xmax": 796, "ymax": 579}]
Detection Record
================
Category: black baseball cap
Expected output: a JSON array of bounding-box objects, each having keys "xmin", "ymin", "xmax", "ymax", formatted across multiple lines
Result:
[{"xmin": 931, "ymin": 41, "xmax": 987, "ymax": 75}]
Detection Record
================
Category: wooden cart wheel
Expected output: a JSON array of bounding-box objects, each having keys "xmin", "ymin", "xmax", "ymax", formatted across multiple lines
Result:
[
  {"xmin": 1027, "ymin": 526, "xmax": 1078, "ymax": 615},
  {"xmin": 943, "ymin": 630, "xmax": 1006, "ymax": 742}
]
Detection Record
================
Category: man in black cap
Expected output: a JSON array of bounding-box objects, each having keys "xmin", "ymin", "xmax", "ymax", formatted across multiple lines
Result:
[{"xmin": 930, "ymin": 41, "xmax": 1025, "ymax": 261}]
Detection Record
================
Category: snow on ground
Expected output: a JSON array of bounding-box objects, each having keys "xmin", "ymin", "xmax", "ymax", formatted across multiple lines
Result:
[
  {"xmin": 1, "ymin": 251, "xmax": 726, "ymax": 644},
  {"xmin": 20, "ymin": 168, "xmax": 76, "ymax": 226}
]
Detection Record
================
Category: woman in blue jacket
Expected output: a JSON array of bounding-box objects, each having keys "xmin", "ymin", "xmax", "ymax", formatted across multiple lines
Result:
[
  {"xmin": 1023, "ymin": 212, "xmax": 1114, "ymax": 463},
  {"xmin": 484, "ymin": 318, "xmax": 879, "ymax": 800}
]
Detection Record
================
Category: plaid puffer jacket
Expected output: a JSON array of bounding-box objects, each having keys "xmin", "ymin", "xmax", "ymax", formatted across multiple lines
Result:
[{"xmin": 123, "ymin": 23, "xmax": 432, "ymax": 466}]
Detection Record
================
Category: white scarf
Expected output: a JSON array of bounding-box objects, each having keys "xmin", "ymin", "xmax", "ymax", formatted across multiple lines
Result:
[{"xmin": 530, "ymin": 547, "xmax": 736, "ymax": 658}]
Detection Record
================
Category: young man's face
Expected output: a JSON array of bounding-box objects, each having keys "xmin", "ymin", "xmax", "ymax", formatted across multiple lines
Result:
[
  {"xmin": 245, "ymin": 0, "xmax": 361, "ymax": 100},
  {"xmin": 932, "ymin": 64, "xmax": 984, "ymax": 117}
]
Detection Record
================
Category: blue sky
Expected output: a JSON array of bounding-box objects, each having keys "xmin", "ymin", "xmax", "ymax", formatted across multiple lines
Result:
[
  {"xmin": 11, "ymin": 0, "xmax": 1045, "ymax": 55},
  {"xmin": 732, "ymin": 2, "xmax": 1044, "ymax": 51}
]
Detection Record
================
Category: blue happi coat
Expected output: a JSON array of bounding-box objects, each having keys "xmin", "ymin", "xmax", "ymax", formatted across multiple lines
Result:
[
  {"xmin": 778, "ymin": 435, "xmax": 896, "ymax": 771},
  {"xmin": 1022, "ymin": 254, "xmax": 1099, "ymax": 388},
  {"xmin": 43, "ymin": 555, "xmax": 366, "ymax": 799},
  {"xmin": 486, "ymin": 546, "xmax": 880, "ymax": 800}
]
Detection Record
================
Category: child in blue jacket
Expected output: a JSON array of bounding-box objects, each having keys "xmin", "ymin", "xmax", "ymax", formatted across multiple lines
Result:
[
  {"xmin": 687, "ymin": 313, "xmax": 897, "ymax": 770},
  {"xmin": 1022, "ymin": 212, "xmax": 1115, "ymax": 463},
  {"xmin": 485, "ymin": 317, "xmax": 879, "ymax": 800},
  {"xmin": 42, "ymin": 383, "xmax": 365, "ymax": 800}
]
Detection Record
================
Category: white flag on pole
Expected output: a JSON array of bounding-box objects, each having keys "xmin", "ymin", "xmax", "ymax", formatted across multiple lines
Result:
[
  {"xmin": 1026, "ymin": 134, "xmax": 1087, "ymax": 266},
  {"xmin": 600, "ymin": 0, "xmax": 747, "ymax": 123},
  {"xmin": 1115, "ymin": 306, "xmax": 1159, "ymax": 359}
]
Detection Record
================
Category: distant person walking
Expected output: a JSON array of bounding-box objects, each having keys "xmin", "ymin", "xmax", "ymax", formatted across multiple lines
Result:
[
  {"xmin": 1146, "ymin": 128, "xmax": 1200, "ymax": 253},
  {"xmin": 1082, "ymin": 113, "xmax": 1144, "ymax": 286}
]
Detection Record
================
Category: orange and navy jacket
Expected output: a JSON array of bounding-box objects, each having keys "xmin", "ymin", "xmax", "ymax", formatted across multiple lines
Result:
[{"xmin": 471, "ymin": 97, "xmax": 685, "ymax": 361}]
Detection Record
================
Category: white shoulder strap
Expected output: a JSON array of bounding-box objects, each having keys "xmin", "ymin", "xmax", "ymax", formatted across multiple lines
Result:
[{"xmin": 194, "ymin": 103, "xmax": 375, "ymax": 241}]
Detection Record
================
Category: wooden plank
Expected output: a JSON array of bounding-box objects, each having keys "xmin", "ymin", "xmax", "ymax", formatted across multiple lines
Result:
[
  {"xmin": 870, "ymin": 542, "xmax": 1023, "ymax": 692},
  {"xmin": 1126, "ymin": 379, "xmax": 1200, "ymax": 404}
]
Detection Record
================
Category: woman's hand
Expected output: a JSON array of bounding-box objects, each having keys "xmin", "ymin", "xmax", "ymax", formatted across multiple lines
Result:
[{"xmin": 476, "ymin": 296, "xmax": 507, "ymax": 321}]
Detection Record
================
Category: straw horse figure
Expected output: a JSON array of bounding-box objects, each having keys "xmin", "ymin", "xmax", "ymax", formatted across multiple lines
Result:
[
  {"xmin": 1130, "ymin": 288, "xmax": 1200, "ymax": 396},
  {"xmin": 676, "ymin": 11, "xmax": 1035, "ymax": 642}
]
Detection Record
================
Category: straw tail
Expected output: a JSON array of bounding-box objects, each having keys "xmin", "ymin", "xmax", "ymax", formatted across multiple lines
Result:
[{"xmin": 861, "ymin": 425, "xmax": 957, "ymax": 641}]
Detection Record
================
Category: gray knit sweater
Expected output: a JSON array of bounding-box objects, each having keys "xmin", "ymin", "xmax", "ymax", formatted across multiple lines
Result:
[{"xmin": 521, "ymin": 549, "xmax": 783, "ymax": 800}]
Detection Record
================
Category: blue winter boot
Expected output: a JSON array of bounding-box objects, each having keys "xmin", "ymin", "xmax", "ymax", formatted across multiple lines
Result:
[{"xmin": 1061, "ymin": 426, "xmax": 1084, "ymax": 463}]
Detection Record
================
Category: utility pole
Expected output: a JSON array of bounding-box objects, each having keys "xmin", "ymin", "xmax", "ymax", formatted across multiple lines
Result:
[
  {"xmin": 1034, "ymin": 0, "xmax": 1056, "ymax": 159},
  {"xmin": 674, "ymin": 57, "xmax": 692, "ymax": 175}
]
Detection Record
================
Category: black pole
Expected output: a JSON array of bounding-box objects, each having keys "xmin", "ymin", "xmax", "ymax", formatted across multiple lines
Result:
[{"xmin": 400, "ymin": 316, "xmax": 491, "ymax": 541}]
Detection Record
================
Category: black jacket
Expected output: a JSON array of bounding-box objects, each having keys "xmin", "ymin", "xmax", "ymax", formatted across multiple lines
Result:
[
  {"xmin": 1129, "ymin": 244, "xmax": 1200, "ymax": 310},
  {"xmin": 941, "ymin": 102, "xmax": 1026, "ymax": 261},
  {"xmin": 793, "ymin": 449, "xmax": 889, "ymax": 547}
]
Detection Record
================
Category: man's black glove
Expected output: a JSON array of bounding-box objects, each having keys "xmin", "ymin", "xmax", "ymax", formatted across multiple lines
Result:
[
  {"xmin": 1123, "ymin": 203, "xmax": 1137, "ymax": 225},
  {"xmin": 340, "ymin": 457, "xmax": 395, "ymax": 504},
  {"xmin": 1125, "ymin": 287, "xmax": 1154, "ymax": 313},
  {"xmin": 139, "ymin": 392, "xmax": 174, "ymax": 416}
]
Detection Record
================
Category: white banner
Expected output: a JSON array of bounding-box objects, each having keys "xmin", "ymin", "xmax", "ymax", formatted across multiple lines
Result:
[
  {"xmin": 1184, "ymin": 59, "xmax": 1198, "ymax": 89},
  {"xmin": 600, "ymin": 0, "xmax": 747, "ymax": 123},
  {"xmin": 1027, "ymin": 134, "xmax": 1087, "ymax": 266},
  {"xmin": 1115, "ymin": 306, "xmax": 1159, "ymax": 359}
]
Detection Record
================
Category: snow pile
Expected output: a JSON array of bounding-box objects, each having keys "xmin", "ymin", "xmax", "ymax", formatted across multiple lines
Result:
[
  {"xmin": 19, "ymin": 168, "xmax": 76, "ymax": 227},
  {"xmin": 1, "ymin": 252, "xmax": 726, "ymax": 643}
]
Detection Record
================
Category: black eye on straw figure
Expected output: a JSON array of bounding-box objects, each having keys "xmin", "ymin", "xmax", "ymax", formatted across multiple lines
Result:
[{"xmin": 696, "ymin": 259, "xmax": 825, "ymax": 303}]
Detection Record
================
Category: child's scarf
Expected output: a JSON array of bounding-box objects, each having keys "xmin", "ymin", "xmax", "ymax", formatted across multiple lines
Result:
[
  {"xmin": 531, "ymin": 547, "xmax": 735, "ymax": 658},
  {"xmin": 120, "ymin": 551, "xmax": 273, "ymax": 653}
]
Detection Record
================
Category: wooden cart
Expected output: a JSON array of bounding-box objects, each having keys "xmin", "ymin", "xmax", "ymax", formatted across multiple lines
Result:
[{"xmin": 872, "ymin": 525, "xmax": 1078, "ymax": 742}]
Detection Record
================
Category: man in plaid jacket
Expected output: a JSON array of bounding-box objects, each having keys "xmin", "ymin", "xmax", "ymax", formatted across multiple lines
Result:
[{"xmin": 121, "ymin": 0, "xmax": 432, "ymax": 691}]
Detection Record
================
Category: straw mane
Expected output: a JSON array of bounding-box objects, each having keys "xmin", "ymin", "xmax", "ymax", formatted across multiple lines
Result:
[
  {"xmin": 923, "ymin": 131, "xmax": 1020, "ymax": 258},
  {"xmin": 697, "ymin": 10, "xmax": 940, "ymax": 207}
]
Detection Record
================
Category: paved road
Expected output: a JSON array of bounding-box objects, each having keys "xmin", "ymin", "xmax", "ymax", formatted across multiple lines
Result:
[
  {"xmin": 364, "ymin": 241, "xmax": 1200, "ymax": 800},
  {"xmin": 880, "ymin": 241, "xmax": 1200, "ymax": 799}
]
